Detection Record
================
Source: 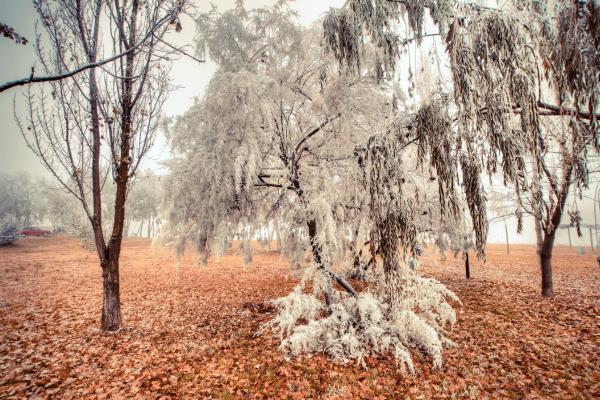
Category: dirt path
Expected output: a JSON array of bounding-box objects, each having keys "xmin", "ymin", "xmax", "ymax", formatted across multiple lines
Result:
[{"xmin": 0, "ymin": 236, "xmax": 598, "ymax": 399}]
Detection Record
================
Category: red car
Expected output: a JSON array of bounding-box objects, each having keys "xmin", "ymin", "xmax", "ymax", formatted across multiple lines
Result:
[{"xmin": 18, "ymin": 227, "xmax": 52, "ymax": 237}]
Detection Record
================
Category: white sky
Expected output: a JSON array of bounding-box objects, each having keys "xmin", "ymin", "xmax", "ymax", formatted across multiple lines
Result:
[{"xmin": 1, "ymin": 0, "xmax": 599, "ymax": 248}]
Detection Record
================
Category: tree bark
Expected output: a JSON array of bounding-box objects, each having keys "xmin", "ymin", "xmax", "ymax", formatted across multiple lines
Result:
[
  {"xmin": 101, "ymin": 254, "xmax": 121, "ymax": 331},
  {"xmin": 306, "ymin": 218, "xmax": 334, "ymax": 306},
  {"xmin": 534, "ymin": 218, "xmax": 543, "ymax": 255},
  {"xmin": 536, "ymin": 155, "xmax": 573, "ymax": 298},
  {"xmin": 465, "ymin": 251, "xmax": 470, "ymax": 279},
  {"xmin": 540, "ymin": 230, "xmax": 556, "ymax": 298}
]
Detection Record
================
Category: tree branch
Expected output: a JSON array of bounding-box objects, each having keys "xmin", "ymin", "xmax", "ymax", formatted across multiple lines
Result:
[{"xmin": 0, "ymin": 10, "xmax": 176, "ymax": 93}]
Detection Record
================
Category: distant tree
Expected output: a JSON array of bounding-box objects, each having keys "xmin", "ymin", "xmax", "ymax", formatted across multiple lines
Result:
[
  {"xmin": 0, "ymin": 172, "xmax": 46, "ymax": 227},
  {"xmin": 127, "ymin": 170, "xmax": 161, "ymax": 238},
  {"xmin": 16, "ymin": 0, "xmax": 188, "ymax": 331}
]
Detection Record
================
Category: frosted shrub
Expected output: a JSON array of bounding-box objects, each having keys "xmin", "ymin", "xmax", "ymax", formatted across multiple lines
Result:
[
  {"xmin": 266, "ymin": 269, "xmax": 460, "ymax": 372},
  {"xmin": 268, "ymin": 287, "xmax": 324, "ymax": 338}
]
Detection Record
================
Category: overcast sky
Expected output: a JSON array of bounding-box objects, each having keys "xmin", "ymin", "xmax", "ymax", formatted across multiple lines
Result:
[
  {"xmin": 0, "ymin": 0, "xmax": 344, "ymax": 175},
  {"xmin": 1, "ymin": 0, "xmax": 599, "ymax": 247}
]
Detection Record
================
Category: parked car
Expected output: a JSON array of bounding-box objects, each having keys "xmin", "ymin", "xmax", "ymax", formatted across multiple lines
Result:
[
  {"xmin": 0, "ymin": 225, "xmax": 18, "ymax": 245},
  {"xmin": 18, "ymin": 227, "xmax": 52, "ymax": 237}
]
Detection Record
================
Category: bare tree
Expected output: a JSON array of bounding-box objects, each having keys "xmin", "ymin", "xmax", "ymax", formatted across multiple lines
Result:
[{"xmin": 16, "ymin": 0, "xmax": 187, "ymax": 331}]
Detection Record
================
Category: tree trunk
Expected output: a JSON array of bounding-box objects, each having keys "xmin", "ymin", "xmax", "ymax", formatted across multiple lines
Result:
[
  {"xmin": 540, "ymin": 230, "xmax": 556, "ymax": 298},
  {"xmin": 101, "ymin": 255, "xmax": 121, "ymax": 331},
  {"xmin": 306, "ymin": 219, "xmax": 333, "ymax": 306},
  {"xmin": 504, "ymin": 220, "xmax": 510, "ymax": 255},
  {"xmin": 534, "ymin": 218, "xmax": 543, "ymax": 255},
  {"xmin": 465, "ymin": 251, "xmax": 470, "ymax": 279},
  {"xmin": 274, "ymin": 217, "xmax": 282, "ymax": 252}
]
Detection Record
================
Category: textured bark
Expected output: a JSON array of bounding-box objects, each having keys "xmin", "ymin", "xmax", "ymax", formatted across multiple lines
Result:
[
  {"xmin": 101, "ymin": 255, "xmax": 121, "ymax": 331},
  {"xmin": 535, "ymin": 152, "xmax": 573, "ymax": 298},
  {"xmin": 540, "ymin": 231, "xmax": 555, "ymax": 298}
]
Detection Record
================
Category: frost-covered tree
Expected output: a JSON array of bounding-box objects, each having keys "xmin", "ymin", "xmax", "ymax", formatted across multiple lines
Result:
[
  {"xmin": 127, "ymin": 170, "xmax": 161, "ymax": 238},
  {"xmin": 323, "ymin": 0, "xmax": 600, "ymax": 297},
  {"xmin": 161, "ymin": 1, "xmax": 467, "ymax": 371},
  {"xmin": 0, "ymin": 172, "xmax": 48, "ymax": 227}
]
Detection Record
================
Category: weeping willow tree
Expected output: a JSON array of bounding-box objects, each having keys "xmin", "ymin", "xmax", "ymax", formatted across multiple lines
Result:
[
  {"xmin": 160, "ymin": 0, "xmax": 474, "ymax": 370},
  {"xmin": 323, "ymin": 0, "xmax": 600, "ymax": 297}
]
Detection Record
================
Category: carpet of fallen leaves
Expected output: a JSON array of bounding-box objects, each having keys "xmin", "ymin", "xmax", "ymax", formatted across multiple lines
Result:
[{"xmin": 0, "ymin": 236, "xmax": 598, "ymax": 399}]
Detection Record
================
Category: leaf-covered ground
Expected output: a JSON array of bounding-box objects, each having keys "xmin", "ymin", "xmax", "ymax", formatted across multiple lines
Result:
[{"xmin": 0, "ymin": 236, "xmax": 598, "ymax": 399}]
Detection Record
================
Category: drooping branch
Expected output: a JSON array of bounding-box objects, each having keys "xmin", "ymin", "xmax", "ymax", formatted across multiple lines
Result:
[{"xmin": 536, "ymin": 101, "xmax": 600, "ymax": 120}]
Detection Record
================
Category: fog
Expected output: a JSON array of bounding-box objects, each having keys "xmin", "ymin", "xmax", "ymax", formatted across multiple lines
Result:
[{"xmin": 1, "ymin": 0, "xmax": 598, "ymax": 247}]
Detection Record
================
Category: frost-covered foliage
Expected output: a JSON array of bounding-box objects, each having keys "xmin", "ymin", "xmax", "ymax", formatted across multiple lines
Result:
[
  {"xmin": 0, "ymin": 173, "xmax": 61, "ymax": 246},
  {"xmin": 267, "ymin": 269, "xmax": 459, "ymax": 371},
  {"xmin": 0, "ymin": 172, "xmax": 45, "ymax": 227},
  {"xmin": 43, "ymin": 181, "xmax": 108, "ymax": 250},
  {"xmin": 127, "ymin": 170, "xmax": 161, "ymax": 238},
  {"xmin": 160, "ymin": 1, "xmax": 468, "ymax": 370},
  {"xmin": 324, "ymin": 0, "xmax": 600, "ymax": 254},
  {"xmin": 162, "ymin": 1, "xmax": 391, "ymax": 267}
]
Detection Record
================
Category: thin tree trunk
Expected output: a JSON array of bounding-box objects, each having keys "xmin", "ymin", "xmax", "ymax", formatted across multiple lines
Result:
[
  {"xmin": 465, "ymin": 251, "xmax": 470, "ymax": 279},
  {"xmin": 504, "ymin": 220, "xmax": 510, "ymax": 255}
]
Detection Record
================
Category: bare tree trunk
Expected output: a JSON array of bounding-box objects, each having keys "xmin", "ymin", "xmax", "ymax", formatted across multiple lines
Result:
[
  {"xmin": 465, "ymin": 251, "xmax": 470, "ymax": 279},
  {"xmin": 540, "ymin": 229, "xmax": 556, "ymax": 298},
  {"xmin": 101, "ymin": 254, "xmax": 121, "ymax": 331},
  {"xmin": 97, "ymin": 0, "xmax": 140, "ymax": 331},
  {"xmin": 538, "ymin": 161, "xmax": 573, "ymax": 298},
  {"xmin": 504, "ymin": 220, "xmax": 510, "ymax": 255}
]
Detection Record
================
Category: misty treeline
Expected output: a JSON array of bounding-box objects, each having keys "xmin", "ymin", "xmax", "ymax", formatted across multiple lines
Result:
[
  {"xmin": 3, "ymin": 0, "xmax": 599, "ymax": 371},
  {"xmin": 0, "ymin": 171, "xmax": 161, "ymax": 239}
]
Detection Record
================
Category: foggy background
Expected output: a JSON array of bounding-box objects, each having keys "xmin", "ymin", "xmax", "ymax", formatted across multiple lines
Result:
[{"xmin": 1, "ymin": 0, "xmax": 599, "ymax": 248}]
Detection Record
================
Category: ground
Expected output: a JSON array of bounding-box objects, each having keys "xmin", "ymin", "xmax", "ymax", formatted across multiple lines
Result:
[{"xmin": 0, "ymin": 236, "xmax": 598, "ymax": 399}]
